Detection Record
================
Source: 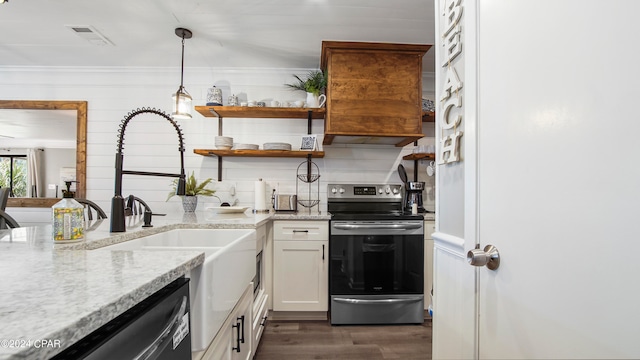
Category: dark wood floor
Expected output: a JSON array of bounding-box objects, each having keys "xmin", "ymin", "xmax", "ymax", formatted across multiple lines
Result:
[{"xmin": 254, "ymin": 319, "xmax": 432, "ymax": 360}]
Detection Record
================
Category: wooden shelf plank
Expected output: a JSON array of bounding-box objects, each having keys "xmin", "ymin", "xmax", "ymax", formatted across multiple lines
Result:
[
  {"xmin": 194, "ymin": 106, "xmax": 326, "ymax": 119},
  {"xmin": 194, "ymin": 149, "xmax": 325, "ymax": 158},
  {"xmin": 403, "ymin": 153, "xmax": 435, "ymax": 161},
  {"xmin": 422, "ymin": 111, "xmax": 435, "ymax": 122}
]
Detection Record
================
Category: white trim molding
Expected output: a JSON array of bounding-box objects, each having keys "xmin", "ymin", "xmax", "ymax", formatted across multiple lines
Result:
[{"xmin": 432, "ymin": 231, "xmax": 466, "ymax": 257}]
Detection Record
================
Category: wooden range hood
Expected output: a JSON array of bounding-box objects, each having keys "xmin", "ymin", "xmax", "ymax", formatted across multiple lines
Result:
[{"xmin": 320, "ymin": 41, "xmax": 432, "ymax": 147}]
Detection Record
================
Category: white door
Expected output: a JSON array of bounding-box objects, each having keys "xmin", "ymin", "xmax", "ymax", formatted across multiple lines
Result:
[{"xmin": 470, "ymin": 1, "xmax": 640, "ymax": 358}]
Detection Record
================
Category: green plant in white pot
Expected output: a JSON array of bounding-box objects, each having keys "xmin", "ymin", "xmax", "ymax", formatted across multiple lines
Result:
[
  {"xmin": 285, "ymin": 70, "xmax": 327, "ymax": 108},
  {"xmin": 168, "ymin": 172, "xmax": 218, "ymax": 212}
]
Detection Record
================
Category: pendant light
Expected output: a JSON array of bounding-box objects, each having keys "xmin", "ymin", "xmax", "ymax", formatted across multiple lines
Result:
[{"xmin": 172, "ymin": 27, "xmax": 193, "ymax": 119}]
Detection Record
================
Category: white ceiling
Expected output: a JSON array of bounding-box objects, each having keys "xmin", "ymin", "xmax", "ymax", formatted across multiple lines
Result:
[
  {"xmin": 0, "ymin": 0, "xmax": 436, "ymax": 70},
  {"xmin": 0, "ymin": 109, "xmax": 77, "ymax": 148},
  {"xmin": 0, "ymin": 0, "xmax": 435, "ymax": 146}
]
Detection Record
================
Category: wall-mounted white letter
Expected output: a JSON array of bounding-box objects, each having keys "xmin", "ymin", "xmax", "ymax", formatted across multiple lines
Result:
[
  {"xmin": 440, "ymin": 66, "xmax": 463, "ymax": 101},
  {"xmin": 441, "ymin": 96, "xmax": 462, "ymax": 130},
  {"xmin": 439, "ymin": 131, "xmax": 463, "ymax": 164},
  {"xmin": 443, "ymin": 0, "xmax": 463, "ymax": 36},
  {"xmin": 442, "ymin": 25, "xmax": 462, "ymax": 67}
]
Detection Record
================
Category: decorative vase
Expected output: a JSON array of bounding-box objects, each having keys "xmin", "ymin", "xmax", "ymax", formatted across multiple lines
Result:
[
  {"xmin": 305, "ymin": 92, "xmax": 327, "ymax": 108},
  {"xmin": 182, "ymin": 196, "xmax": 198, "ymax": 212},
  {"xmin": 182, "ymin": 212, "xmax": 198, "ymax": 223}
]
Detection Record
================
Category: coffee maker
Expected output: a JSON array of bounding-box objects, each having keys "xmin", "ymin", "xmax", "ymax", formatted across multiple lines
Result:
[
  {"xmin": 405, "ymin": 181, "xmax": 425, "ymax": 213},
  {"xmin": 397, "ymin": 164, "xmax": 426, "ymax": 213}
]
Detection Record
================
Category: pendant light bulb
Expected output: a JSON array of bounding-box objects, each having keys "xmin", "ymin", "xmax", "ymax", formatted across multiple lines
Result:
[
  {"xmin": 172, "ymin": 89, "xmax": 192, "ymax": 119},
  {"xmin": 171, "ymin": 28, "xmax": 193, "ymax": 119}
]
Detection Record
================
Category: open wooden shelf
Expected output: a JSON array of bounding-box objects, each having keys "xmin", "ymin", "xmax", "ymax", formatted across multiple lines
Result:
[
  {"xmin": 194, "ymin": 149, "xmax": 325, "ymax": 158},
  {"xmin": 195, "ymin": 106, "xmax": 326, "ymax": 119},
  {"xmin": 422, "ymin": 111, "xmax": 435, "ymax": 122},
  {"xmin": 193, "ymin": 106, "xmax": 325, "ymax": 181},
  {"xmin": 403, "ymin": 153, "xmax": 435, "ymax": 161}
]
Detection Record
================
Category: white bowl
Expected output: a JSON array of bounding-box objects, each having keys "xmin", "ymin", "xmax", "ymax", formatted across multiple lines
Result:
[
  {"xmin": 214, "ymin": 136, "xmax": 233, "ymax": 144},
  {"xmin": 233, "ymin": 143, "xmax": 259, "ymax": 150},
  {"xmin": 263, "ymin": 142, "xmax": 292, "ymax": 150}
]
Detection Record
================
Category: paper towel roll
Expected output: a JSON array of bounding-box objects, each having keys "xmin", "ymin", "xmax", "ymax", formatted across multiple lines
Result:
[{"xmin": 254, "ymin": 179, "xmax": 267, "ymax": 211}]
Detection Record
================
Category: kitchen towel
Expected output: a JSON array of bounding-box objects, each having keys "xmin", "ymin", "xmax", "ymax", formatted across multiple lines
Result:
[{"xmin": 254, "ymin": 179, "xmax": 267, "ymax": 211}]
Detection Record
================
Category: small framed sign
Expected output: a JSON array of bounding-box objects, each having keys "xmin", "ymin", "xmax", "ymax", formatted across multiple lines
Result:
[{"xmin": 300, "ymin": 135, "xmax": 318, "ymax": 150}]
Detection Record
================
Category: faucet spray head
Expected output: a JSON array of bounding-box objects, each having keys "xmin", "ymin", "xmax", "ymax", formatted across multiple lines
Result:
[{"xmin": 176, "ymin": 175, "xmax": 186, "ymax": 196}]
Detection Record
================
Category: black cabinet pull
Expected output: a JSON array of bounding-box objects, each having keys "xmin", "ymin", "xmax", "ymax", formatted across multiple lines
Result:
[
  {"xmin": 237, "ymin": 315, "xmax": 245, "ymax": 343},
  {"xmin": 322, "ymin": 244, "xmax": 325, "ymax": 260},
  {"xmin": 232, "ymin": 321, "xmax": 241, "ymax": 352},
  {"xmin": 260, "ymin": 315, "xmax": 268, "ymax": 327},
  {"xmin": 293, "ymin": 229, "xmax": 309, "ymax": 233}
]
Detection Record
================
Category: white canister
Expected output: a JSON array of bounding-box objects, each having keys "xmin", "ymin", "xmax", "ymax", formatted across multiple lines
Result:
[
  {"xmin": 228, "ymin": 94, "xmax": 239, "ymax": 106},
  {"xmin": 206, "ymin": 86, "xmax": 223, "ymax": 105}
]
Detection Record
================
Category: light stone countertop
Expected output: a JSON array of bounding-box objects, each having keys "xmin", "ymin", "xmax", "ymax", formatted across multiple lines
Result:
[
  {"xmin": 0, "ymin": 210, "xmax": 284, "ymax": 360},
  {"xmin": 0, "ymin": 208, "xmax": 424, "ymax": 359},
  {"xmin": 0, "ymin": 226, "xmax": 204, "ymax": 360},
  {"xmin": 271, "ymin": 212, "xmax": 331, "ymax": 221}
]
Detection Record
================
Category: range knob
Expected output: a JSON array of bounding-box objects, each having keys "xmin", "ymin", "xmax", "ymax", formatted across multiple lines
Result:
[
  {"xmin": 339, "ymin": 188, "xmax": 345, "ymax": 194},
  {"xmin": 331, "ymin": 187, "xmax": 337, "ymax": 194},
  {"xmin": 385, "ymin": 186, "xmax": 391, "ymax": 194},
  {"xmin": 392, "ymin": 187, "xmax": 399, "ymax": 194},
  {"xmin": 378, "ymin": 188, "xmax": 384, "ymax": 194}
]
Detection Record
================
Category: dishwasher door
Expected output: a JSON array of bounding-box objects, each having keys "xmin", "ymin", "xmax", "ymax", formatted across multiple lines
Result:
[{"xmin": 52, "ymin": 277, "xmax": 191, "ymax": 360}]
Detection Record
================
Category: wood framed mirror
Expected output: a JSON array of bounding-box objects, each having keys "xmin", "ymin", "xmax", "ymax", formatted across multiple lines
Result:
[{"xmin": 1, "ymin": 100, "xmax": 87, "ymax": 208}]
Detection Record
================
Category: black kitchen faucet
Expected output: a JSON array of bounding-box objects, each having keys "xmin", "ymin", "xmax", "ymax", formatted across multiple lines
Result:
[{"xmin": 110, "ymin": 108, "xmax": 186, "ymax": 232}]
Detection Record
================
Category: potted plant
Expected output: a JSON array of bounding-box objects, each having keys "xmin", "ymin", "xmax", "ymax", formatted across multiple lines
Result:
[
  {"xmin": 285, "ymin": 70, "xmax": 328, "ymax": 107},
  {"xmin": 167, "ymin": 171, "xmax": 218, "ymax": 212}
]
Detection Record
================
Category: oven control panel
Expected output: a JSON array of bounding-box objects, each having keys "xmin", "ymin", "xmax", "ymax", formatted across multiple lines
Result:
[{"xmin": 327, "ymin": 184, "xmax": 403, "ymax": 200}]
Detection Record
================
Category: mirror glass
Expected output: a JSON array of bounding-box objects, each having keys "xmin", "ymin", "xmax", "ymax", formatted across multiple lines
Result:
[{"xmin": 0, "ymin": 100, "xmax": 87, "ymax": 208}]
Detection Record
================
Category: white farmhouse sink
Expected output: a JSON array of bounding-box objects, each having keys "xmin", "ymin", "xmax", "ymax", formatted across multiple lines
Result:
[{"xmin": 96, "ymin": 228, "xmax": 256, "ymax": 352}]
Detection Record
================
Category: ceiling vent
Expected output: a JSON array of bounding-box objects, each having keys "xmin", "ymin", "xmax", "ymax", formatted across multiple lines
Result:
[{"xmin": 65, "ymin": 25, "xmax": 114, "ymax": 46}]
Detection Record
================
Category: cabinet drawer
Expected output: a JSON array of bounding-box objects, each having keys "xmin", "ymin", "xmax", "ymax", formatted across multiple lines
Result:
[
  {"xmin": 273, "ymin": 221, "xmax": 328, "ymax": 241},
  {"xmin": 252, "ymin": 293, "xmax": 268, "ymax": 354}
]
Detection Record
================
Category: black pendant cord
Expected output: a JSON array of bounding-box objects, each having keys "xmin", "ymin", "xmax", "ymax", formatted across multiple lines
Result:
[
  {"xmin": 179, "ymin": 36, "xmax": 186, "ymax": 90},
  {"xmin": 174, "ymin": 27, "xmax": 192, "ymax": 94}
]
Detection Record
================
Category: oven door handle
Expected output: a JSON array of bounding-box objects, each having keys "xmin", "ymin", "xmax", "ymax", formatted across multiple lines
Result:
[
  {"xmin": 333, "ymin": 297, "xmax": 423, "ymax": 305},
  {"xmin": 332, "ymin": 223, "xmax": 422, "ymax": 231}
]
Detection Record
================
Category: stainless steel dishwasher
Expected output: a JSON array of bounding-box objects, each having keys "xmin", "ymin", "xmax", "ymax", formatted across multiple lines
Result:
[{"xmin": 52, "ymin": 277, "xmax": 191, "ymax": 360}]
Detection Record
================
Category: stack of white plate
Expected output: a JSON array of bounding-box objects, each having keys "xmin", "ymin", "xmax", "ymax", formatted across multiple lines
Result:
[
  {"xmin": 263, "ymin": 142, "xmax": 292, "ymax": 151},
  {"xmin": 233, "ymin": 143, "xmax": 259, "ymax": 150},
  {"xmin": 215, "ymin": 136, "xmax": 233, "ymax": 150}
]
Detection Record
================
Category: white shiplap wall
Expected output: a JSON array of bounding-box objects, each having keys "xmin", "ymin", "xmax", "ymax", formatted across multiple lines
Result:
[{"xmin": 1, "ymin": 66, "xmax": 435, "ymax": 225}]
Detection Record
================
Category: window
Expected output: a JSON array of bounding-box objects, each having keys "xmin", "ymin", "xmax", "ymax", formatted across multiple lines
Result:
[{"xmin": 0, "ymin": 155, "xmax": 27, "ymax": 197}]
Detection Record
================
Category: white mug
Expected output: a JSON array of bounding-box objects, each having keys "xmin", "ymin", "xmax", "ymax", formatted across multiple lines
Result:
[
  {"xmin": 426, "ymin": 161, "xmax": 436, "ymax": 177},
  {"xmin": 270, "ymin": 100, "xmax": 280, "ymax": 107},
  {"xmin": 318, "ymin": 94, "xmax": 327, "ymax": 108}
]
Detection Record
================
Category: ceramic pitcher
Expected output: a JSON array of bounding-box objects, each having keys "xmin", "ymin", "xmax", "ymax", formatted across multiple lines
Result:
[{"xmin": 305, "ymin": 93, "xmax": 327, "ymax": 108}]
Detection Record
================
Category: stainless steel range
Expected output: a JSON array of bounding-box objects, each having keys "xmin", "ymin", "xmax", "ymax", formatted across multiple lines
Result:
[{"xmin": 328, "ymin": 184, "xmax": 424, "ymax": 325}]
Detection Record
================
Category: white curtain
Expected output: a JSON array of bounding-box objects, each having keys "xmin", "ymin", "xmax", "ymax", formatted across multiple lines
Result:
[{"xmin": 26, "ymin": 148, "xmax": 43, "ymax": 198}]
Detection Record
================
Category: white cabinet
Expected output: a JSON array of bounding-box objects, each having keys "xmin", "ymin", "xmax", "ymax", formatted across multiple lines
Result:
[
  {"xmin": 252, "ymin": 223, "xmax": 269, "ymax": 354},
  {"xmin": 273, "ymin": 221, "xmax": 328, "ymax": 312},
  {"xmin": 199, "ymin": 283, "xmax": 253, "ymax": 360},
  {"xmin": 424, "ymin": 221, "xmax": 435, "ymax": 312},
  {"xmin": 251, "ymin": 290, "xmax": 268, "ymax": 354}
]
